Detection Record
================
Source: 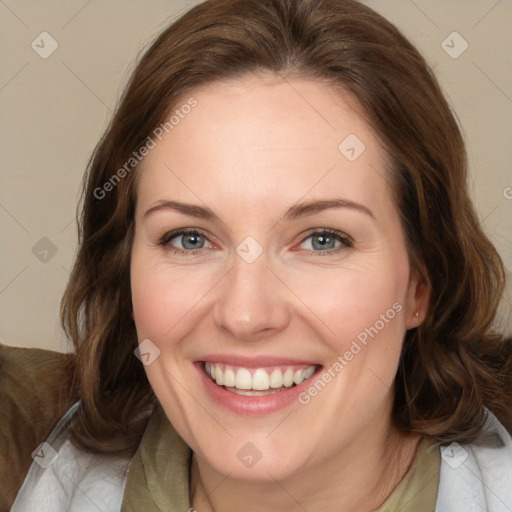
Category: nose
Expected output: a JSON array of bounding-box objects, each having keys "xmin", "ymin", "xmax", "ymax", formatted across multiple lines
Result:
[{"xmin": 212, "ymin": 252, "xmax": 291, "ymax": 342}]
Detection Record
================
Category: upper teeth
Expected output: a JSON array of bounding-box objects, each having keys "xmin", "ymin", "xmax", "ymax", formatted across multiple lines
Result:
[{"xmin": 204, "ymin": 362, "xmax": 316, "ymax": 390}]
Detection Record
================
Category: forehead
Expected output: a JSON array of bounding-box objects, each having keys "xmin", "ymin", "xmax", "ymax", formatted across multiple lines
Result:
[{"xmin": 135, "ymin": 73, "xmax": 395, "ymax": 223}]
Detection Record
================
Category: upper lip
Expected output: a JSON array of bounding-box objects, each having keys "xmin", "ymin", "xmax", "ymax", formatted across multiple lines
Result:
[{"xmin": 197, "ymin": 354, "xmax": 320, "ymax": 368}]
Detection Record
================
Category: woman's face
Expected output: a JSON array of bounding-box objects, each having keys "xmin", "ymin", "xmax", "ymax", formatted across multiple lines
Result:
[{"xmin": 130, "ymin": 73, "xmax": 426, "ymax": 481}]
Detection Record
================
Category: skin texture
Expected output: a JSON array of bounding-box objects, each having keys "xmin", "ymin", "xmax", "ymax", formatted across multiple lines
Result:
[{"xmin": 130, "ymin": 72, "xmax": 430, "ymax": 512}]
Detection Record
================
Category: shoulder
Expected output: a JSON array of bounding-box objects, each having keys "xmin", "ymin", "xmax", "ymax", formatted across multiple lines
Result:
[
  {"xmin": 436, "ymin": 409, "xmax": 512, "ymax": 512},
  {"xmin": 0, "ymin": 342, "xmax": 78, "ymax": 510},
  {"xmin": 10, "ymin": 401, "xmax": 132, "ymax": 512}
]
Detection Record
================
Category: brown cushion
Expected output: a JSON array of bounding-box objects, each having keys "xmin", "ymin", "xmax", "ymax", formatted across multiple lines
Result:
[{"xmin": 0, "ymin": 343, "xmax": 77, "ymax": 511}]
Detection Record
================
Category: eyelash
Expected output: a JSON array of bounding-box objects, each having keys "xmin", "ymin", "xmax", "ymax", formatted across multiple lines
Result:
[{"xmin": 157, "ymin": 228, "xmax": 354, "ymax": 257}]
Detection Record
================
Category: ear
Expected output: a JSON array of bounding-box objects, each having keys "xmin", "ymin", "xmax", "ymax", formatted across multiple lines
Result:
[{"xmin": 404, "ymin": 265, "xmax": 430, "ymax": 330}]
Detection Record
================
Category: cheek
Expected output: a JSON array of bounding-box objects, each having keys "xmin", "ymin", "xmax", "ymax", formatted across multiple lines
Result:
[
  {"xmin": 295, "ymin": 260, "xmax": 408, "ymax": 346},
  {"xmin": 290, "ymin": 259, "xmax": 410, "ymax": 407},
  {"xmin": 130, "ymin": 247, "xmax": 216, "ymax": 344},
  {"xmin": 291, "ymin": 267, "xmax": 407, "ymax": 429}
]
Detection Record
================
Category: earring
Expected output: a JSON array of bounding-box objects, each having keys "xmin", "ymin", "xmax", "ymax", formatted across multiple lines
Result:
[{"xmin": 415, "ymin": 312, "xmax": 419, "ymax": 317}]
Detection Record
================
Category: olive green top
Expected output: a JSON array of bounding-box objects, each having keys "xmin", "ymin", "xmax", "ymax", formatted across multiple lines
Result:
[
  {"xmin": 121, "ymin": 405, "xmax": 440, "ymax": 511},
  {"xmin": 377, "ymin": 435, "xmax": 440, "ymax": 511}
]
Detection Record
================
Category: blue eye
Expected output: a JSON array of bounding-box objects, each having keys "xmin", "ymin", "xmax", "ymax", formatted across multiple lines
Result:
[
  {"xmin": 158, "ymin": 229, "xmax": 210, "ymax": 255},
  {"xmin": 299, "ymin": 229, "xmax": 353, "ymax": 255},
  {"xmin": 157, "ymin": 228, "xmax": 353, "ymax": 257}
]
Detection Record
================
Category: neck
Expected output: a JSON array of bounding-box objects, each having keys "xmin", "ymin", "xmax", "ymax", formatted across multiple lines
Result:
[{"xmin": 189, "ymin": 399, "xmax": 422, "ymax": 512}]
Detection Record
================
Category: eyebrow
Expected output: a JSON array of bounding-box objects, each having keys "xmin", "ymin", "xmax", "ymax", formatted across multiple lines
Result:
[{"xmin": 143, "ymin": 198, "xmax": 375, "ymax": 222}]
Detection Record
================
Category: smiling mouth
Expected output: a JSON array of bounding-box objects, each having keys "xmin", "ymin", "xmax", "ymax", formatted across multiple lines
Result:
[{"xmin": 203, "ymin": 361, "xmax": 321, "ymax": 396}]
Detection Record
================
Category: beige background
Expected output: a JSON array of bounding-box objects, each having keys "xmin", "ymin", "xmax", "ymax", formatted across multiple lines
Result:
[{"xmin": 1, "ymin": 0, "xmax": 511, "ymax": 352}]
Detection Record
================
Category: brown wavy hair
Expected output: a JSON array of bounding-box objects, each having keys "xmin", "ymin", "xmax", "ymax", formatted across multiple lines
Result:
[{"xmin": 60, "ymin": 0, "xmax": 512, "ymax": 456}]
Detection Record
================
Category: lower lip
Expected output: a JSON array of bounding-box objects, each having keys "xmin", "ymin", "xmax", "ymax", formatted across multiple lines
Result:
[{"xmin": 195, "ymin": 362, "xmax": 321, "ymax": 416}]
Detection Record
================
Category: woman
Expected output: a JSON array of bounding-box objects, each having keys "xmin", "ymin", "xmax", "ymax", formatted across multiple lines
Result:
[{"xmin": 5, "ymin": 0, "xmax": 512, "ymax": 510}]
